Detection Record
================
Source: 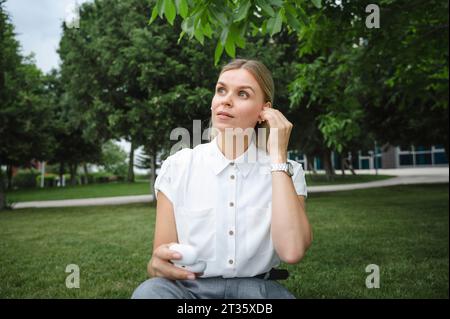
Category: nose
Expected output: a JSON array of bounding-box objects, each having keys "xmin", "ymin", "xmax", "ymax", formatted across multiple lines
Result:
[{"xmin": 220, "ymin": 92, "xmax": 233, "ymax": 108}]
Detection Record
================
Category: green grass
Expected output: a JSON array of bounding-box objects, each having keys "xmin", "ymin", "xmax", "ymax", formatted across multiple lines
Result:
[
  {"xmin": 6, "ymin": 181, "xmax": 152, "ymax": 203},
  {"xmin": 305, "ymin": 174, "xmax": 394, "ymax": 186},
  {"xmin": 6, "ymin": 175, "xmax": 394, "ymax": 203},
  {"xmin": 0, "ymin": 184, "xmax": 447, "ymax": 298}
]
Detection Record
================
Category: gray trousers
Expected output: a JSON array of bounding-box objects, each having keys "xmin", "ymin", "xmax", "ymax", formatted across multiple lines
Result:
[{"xmin": 131, "ymin": 277, "xmax": 296, "ymax": 299}]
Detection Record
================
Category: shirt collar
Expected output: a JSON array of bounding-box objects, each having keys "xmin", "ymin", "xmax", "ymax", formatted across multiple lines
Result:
[{"xmin": 207, "ymin": 135, "xmax": 258, "ymax": 178}]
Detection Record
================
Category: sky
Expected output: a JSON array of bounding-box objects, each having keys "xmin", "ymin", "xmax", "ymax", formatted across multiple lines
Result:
[
  {"xmin": 4, "ymin": 0, "xmax": 147, "ymax": 172},
  {"xmin": 4, "ymin": 0, "xmax": 90, "ymax": 73}
]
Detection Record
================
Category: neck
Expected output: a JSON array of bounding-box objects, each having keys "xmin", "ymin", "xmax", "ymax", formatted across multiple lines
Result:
[{"xmin": 216, "ymin": 131, "xmax": 252, "ymax": 160}]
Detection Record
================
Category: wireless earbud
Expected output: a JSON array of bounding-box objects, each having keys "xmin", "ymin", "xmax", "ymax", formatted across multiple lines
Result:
[{"xmin": 169, "ymin": 243, "xmax": 207, "ymax": 273}]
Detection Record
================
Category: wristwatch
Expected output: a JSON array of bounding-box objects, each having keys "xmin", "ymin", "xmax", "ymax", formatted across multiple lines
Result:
[{"xmin": 271, "ymin": 162, "xmax": 294, "ymax": 177}]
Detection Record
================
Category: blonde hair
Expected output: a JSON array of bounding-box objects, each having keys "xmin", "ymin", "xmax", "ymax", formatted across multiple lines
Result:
[{"xmin": 208, "ymin": 59, "xmax": 274, "ymax": 152}]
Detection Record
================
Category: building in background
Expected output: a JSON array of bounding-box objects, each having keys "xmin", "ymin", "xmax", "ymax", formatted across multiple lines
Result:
[{"xmin": 290, "ymin": 144, "xmax": 448, "ymax": 171}]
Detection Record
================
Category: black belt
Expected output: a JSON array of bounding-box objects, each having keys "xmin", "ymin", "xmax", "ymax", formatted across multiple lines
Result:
[{"xmin": 254, "ymin": 268, "xmax": 289, "ymax": 280}]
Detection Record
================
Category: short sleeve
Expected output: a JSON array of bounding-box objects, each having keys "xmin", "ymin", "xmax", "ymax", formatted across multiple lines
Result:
[
  {"xmin": 288, "ymin": 160, "xmax": 308, "ymax": 198},
  {"xmin": 154, "ymin": 148, "xmax": 192, "ymax": 205},
  {"xmin": 154, "ymin": 156, "xmax": 176, "ymax": 204}
]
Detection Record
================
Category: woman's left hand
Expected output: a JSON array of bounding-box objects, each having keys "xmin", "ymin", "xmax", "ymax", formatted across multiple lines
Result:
[{"xmin": 259, "ymin": 106, "xmax": 293, "ymax": 164}]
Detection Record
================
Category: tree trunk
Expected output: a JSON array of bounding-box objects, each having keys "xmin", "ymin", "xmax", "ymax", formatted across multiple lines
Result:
[
  {"xmin": 83, "ymin": 163, "xmax": 89, "ymax": 185},
  {"xmin": 69, "ymin": 163, "xmax": 78, "ymax": 186},
  {"xmin": 0, "ymin": 163, "xmax": 6, "ymax": 210},
  {"xmin": 59, "ymin": 162, "xmax": 65, "ymax": 187},
  {"xmin": 6, "ymin": 164, "xmax": 13, "ymax": 190},
  {"xmin": 348, "ymin": 151, "xmax": 356, "ymax": 175},
  {"xmin": 127, "ymin": 140, "xmax": 135, "ymax": 183},
  {"xmin": 340, "ymin": 155, "xmax": 346, "ymax": 176},
  {"xmin": 323, "ymin": 148, "xmax": 335, "ymax": 181},
  {"xmin": 306, "ymin": 154, "xmax": 317, "ymax": 174}
]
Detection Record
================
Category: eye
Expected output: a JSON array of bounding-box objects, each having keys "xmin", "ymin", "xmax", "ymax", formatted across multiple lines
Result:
[{"xmin": 239, "ymin": 91, "xmax": 249, "ymax": 98}]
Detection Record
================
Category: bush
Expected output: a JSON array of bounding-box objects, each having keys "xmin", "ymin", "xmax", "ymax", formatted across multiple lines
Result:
[
  {"xmin": 13, "ymin": 170, "xmax": 39, "ymax": 188},
  {"xmin": 90, "ymin": 172, "xmax": 114, "ymax": 183},
  {"xmin": 36, "ymin": 173, "xmax": 59, "ymax": 188}
]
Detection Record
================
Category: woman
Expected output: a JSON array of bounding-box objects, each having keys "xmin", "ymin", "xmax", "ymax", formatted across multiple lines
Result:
[{"xmin": 132, "ymin": 59, "xmax": 312, "ymax": 299}]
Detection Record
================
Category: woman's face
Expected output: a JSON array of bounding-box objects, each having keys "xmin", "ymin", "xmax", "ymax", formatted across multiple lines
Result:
[{"xmin": 211, "ymin": 69, "xmax": 270, "ymax": 133}]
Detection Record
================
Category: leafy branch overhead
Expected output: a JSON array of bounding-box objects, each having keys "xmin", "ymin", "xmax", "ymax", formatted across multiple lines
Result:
[{"xmin": 149, "ymin": 0, "xmax": 322, "ymax": 64}]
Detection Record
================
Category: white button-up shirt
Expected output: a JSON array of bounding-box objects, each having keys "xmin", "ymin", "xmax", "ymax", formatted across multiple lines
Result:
[{"xmin": 154, "ymin": 135, "xmax": 308, "ymax": 278}]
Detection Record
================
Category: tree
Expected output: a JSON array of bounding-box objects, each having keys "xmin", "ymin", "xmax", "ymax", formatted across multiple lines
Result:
[
  {"xmin": 155, "ymin": 0, "xmax": 449, "ymax": 172},
  {"xmin": 1, "ymin": 1, "xmax": 56, "ymax": 208},
  {"xmin": 359, "ymin": 0, "xmax": 449, "ymax": 156},
  {"xmin": 149, "ymin": 0, "xmax": 323, "ymax": 64},
  {"xmin": 59, "ymin": 0, "xmax": 222, "ymax": 195},
  {"xmin": 44, "ymin": 69, "xmax": 103, "ymax": 186},
  {"xmin": 99, "ymin": 140, "xmax": 128, "ymax": 177}
]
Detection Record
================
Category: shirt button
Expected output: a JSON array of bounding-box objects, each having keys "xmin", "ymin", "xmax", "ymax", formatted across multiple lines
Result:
[
  {"xmin": 229, "ymin": 230, "xmax": 234, "ymax": 236},
  {"xmin": 230, "ymin": 175, "xmax": 235, "ymax": 180},
  {"xmin": 229, "ymin": 202, "xmax": 234, "ymax": 207},
  {"xmin": 228, "ymin": 259, "xmax": 234, "ymax": 264},
  {"xmin": 230, "ymin": 162, "xmax": 235, "ymax": 166}
]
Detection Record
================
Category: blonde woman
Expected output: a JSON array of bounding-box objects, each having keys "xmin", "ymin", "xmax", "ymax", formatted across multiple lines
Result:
[{"xmin": 132, "ymin": 59, "xmax": 312, "ymax": 299}]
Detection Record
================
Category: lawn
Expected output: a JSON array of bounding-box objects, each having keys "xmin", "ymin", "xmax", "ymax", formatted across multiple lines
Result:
[
  {"xmin": 6, "ymin": 181, "xmax": 152, "ymax": 203},
  {"xmin": 6, "ymin": 174, "xmax": 394, "ymax": 203},
  {"xmin": 305, "ymin": 173, "xmax": 393, "ymax": 186},
  {"xmin": 0, "ymin": 183, "xmax": 447, "ymax": 298}
]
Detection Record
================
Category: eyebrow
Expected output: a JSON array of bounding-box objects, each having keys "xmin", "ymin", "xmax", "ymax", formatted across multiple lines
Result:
[{"xmin": 216, "ymin": 81, "xmax": 255, "ymax": 94}]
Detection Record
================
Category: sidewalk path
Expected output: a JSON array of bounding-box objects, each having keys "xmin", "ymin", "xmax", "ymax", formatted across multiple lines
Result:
[{"xmin": 12, "ymin": 167, "xmax": 449, "ymax": 209}]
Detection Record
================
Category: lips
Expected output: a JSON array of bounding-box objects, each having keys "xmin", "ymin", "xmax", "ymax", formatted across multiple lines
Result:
[{"xmin": 217, "ymin": 111, "xmax": 234, "ymax": 118}]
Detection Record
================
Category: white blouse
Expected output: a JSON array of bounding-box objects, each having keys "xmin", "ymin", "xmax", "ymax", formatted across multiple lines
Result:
[{"xmin": 154, "ymin": 135, "xmax": 308, "ymax": 278}]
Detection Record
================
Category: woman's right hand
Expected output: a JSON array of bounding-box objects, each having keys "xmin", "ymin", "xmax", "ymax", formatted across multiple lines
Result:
[{"xmin": 147, "ymin": 243, "xmax": 199, "ymax": 281}]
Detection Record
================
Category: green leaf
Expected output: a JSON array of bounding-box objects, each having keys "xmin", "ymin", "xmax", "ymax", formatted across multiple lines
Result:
[
  {"xmin": 229, "ymin": 22, "xmax": 245, "ymax": 48},
  {"xmin": 235, "ymin": 34, "xmax": 245, "ymax": 48},
  {"xmin": 225, "ymin": 34, "xmax": 236, "ymax": 57},
  {"xmin": 285, "ymin": 11, "xmax": 301, "ymax": 33},
  {"xmin": 149, "ymin": 6, "xmax": 158, "ymax": 25},
  {"xmin": 177, "ymin": 31, "xmax": 186, "ymax": 44},
  {"xmin": 296, "ymin": 6, "xmax": 309, "ymax": 25},
  {"xmin": 194, "ymin": 26, "xmax": 205, "ymax": 45},
  {"xmin": 156, "ymin": 0, "xmax": 164, "ymax": 18},
  {"xmin": 261, "ymin": 19, "xmax": 268, "ymax": 35},
  {"xmin": 251, "ymin": 22, "xmax": 259, "ymax": 36},
  {"xmin": 311, "ymin": 0, "xmax": 322, "ymax": 9},
  {"xmin": 268, "ymin": 0, "xmax": 283, "ymax": 7},
  {"xmin": 267, "ymin": 8, "xmax": 284, "ymax": 36},
  {"xmin": 202, "ymin": 23, "xmax": 213, "ymax": 39},
  {"xmin": 284, "ymin": 3, "xmax": 297, "ymax": 17},
  {"xmin": 176, "ymin": 0, "xmax": 189, "ymax": 18},
  {"xmin": 214, "ymin": 41, "xmax": 224, "ymax": 65},
  {"xmin": 233, "ymin": 0, "xmax": 251, "ymax": 22},
  {"xmin": 164, "ymin": 0, "xmax": 176, "ymax": 25},
  {"xmin": 220, "ymin": 26, "xmax": 229, "ymax": 45},
  {"xmin": 208, "ymin": 8, "xmax": 228, "ymax": 26},
  {"xmin": 256, "ymin": 0, "xmax": 275, "ymax": 17},
  {"xmin": 181, "ymin": 15, "xmax": 195, "ymax": 35}
]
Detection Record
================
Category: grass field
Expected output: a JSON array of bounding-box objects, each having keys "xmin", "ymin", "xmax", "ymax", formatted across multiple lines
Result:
[
  {"xmin": 6, "ymin": 181, "xmax": 152, "ymax": 203},
  {"xmin": 304, "ymin": 173, "xmax": 393, "ymax": 186},
  {"xmin": 6, "ymin": 174, "xmax": 394, "ymax": 203},
  {"xmin": 0, "ymin": 183, "xmax": 447, "ymax": 298}
]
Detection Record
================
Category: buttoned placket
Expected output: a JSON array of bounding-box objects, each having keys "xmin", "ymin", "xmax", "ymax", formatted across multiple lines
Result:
[{"xmin": 226, "ymin": 161, "xmax": 237, "ymax": 271}]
